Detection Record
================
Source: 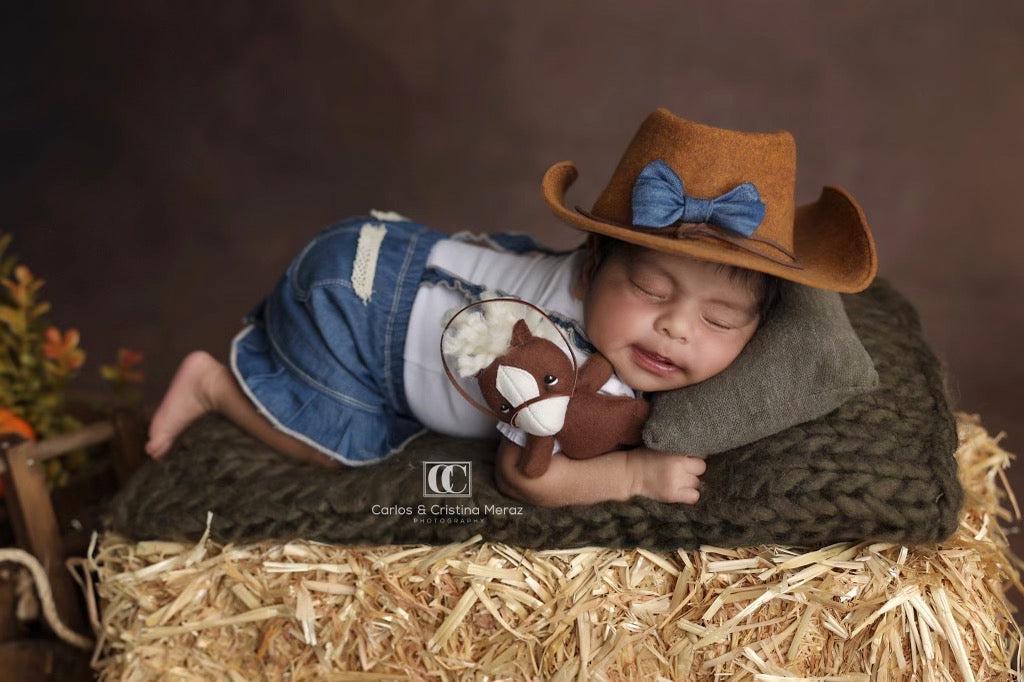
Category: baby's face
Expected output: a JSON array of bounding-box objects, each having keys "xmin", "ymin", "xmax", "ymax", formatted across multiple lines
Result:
[{"xmin": 582, "ymin": 246, "xmax": 761, "ymax": 392}]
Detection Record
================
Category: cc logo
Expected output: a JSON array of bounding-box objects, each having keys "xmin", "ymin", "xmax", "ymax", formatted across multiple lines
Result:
[{"xmin": 422, "ymin": 461, "xmax": 472, "ymax": 497}]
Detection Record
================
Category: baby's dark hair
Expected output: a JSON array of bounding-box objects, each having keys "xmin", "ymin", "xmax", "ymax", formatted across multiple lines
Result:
[{"xmin": 575, "ymin": 234, "xmax": 782, "ymax": 322}]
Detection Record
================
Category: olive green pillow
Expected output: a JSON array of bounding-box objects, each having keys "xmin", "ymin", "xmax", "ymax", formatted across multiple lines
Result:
[{"xmin": 643, "ymin": 279, "xmax": 880, "ymax": 456}]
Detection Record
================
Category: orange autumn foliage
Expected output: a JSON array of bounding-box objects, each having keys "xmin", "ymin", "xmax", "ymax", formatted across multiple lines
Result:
[
  {"xmin": 0, "ymin": 407, "xmax": 36, "ymax": 442},
  {"xmin": 43, "ymin": 326, "xmax": 86, "ymax": 372}
]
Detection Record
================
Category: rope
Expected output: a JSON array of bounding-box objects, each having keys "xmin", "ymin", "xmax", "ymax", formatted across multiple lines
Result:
[{"xmin": 0, "ymin": 547, "xmax": 93, "ymax": 650}]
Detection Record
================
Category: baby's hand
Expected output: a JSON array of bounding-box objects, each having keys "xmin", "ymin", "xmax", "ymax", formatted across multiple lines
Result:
[{"xmin": 628, "ymin": 447, "xmax": 706, "ymax": 504}]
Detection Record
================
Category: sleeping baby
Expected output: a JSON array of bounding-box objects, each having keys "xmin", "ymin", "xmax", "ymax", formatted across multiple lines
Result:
[{"xmin": 144, "ymin": 109, "xmax": 878, "ymax": 510}]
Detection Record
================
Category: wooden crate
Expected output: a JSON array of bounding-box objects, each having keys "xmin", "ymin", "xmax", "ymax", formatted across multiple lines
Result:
[{"xmin": 0, "ymin": 406, "xmax": 147, "ymax": 637}]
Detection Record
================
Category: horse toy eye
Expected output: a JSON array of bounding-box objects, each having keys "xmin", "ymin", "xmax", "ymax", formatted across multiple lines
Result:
[
  {"xmin": 500, "ymin": 400, "xmax": 511, "ymax": 412},
  {"xmin": 543, "ymin": 374, "xmax": 558, "ymax": 386}
]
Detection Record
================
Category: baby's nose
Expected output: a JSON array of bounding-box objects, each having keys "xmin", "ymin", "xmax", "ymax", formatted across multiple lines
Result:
[{"xmin": 658, "ymin": 317, "xmax": 689, "ymax": 342}]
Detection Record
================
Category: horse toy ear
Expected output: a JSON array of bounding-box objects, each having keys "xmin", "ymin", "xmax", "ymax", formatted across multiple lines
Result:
[{"xmin": 509, "ymin": 318, "xmax": 533, "ymax": 347}]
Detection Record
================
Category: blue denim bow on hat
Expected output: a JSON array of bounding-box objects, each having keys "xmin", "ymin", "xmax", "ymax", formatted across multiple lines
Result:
[{"xmin": 631, "ymin": 159, "xmax": 766, "ymax": 236}]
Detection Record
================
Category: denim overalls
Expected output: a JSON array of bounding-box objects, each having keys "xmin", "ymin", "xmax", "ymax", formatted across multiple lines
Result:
[{"xmin": 229, "ymin": 212, "xmax": 596, "ymax": 466}]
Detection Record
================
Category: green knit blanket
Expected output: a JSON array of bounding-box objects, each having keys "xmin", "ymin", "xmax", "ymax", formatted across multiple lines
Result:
[{"xmin": 108, "ymin": 278, "xmax": 964, "ymax": 550}]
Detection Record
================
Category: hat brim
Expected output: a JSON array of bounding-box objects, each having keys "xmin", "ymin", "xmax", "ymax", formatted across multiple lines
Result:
[{"xmin": 541, "ymin": 160, "xmax": 878, "ymax": 293}]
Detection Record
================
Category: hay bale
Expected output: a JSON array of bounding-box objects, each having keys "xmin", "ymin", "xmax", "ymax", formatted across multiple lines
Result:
[{"xmin": 82, "ymin": 412, "xmax": 1023, "ymax": 680}]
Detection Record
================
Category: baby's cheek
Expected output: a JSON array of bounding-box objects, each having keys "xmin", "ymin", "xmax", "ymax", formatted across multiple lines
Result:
[
  {"xmin": 597, "ymin": 296, "xmax": 644, "ymax": 343},
  {"xmin": 705, "ymin": 336, "xmax": 748, "ymax": 374}
]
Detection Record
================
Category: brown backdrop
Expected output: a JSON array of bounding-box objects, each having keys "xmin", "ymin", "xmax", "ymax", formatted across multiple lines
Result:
[{"xmin": 4, "ymin": 0, "xmax": 1023, "ymax": 610}]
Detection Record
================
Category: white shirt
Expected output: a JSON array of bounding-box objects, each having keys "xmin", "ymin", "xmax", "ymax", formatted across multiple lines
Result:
[{"xmin": 402, "ymin": 236, "xmax": 635, "ymax": 449}]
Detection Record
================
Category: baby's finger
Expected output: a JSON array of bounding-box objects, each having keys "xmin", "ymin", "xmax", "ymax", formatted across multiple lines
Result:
[
  {"xmin": 678, "ymin": 485, "xmax": 701, "ymax": 505},
  {"xmin": 677, "ymin": 473, "xmax": 702, "ymax": 491},
  {"xmin": 633, "ymin": 448, "xmax": 707, "ymax": 475},
  {"xmin": 681, "ymin": 456, "xmax": 706, "ymax": 476}
]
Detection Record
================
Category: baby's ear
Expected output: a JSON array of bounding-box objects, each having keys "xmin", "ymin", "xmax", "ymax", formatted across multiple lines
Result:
[
  {"xmin": 573, "ymin": 234, "xmax": 612, "ymax": 301},
  {"xmin": 571, "ymin": 255, "xmax": 594, "ymax": 301},
  {"xmin": 569, "ymin": 277, "xmax": 585, "ymax": 301}
]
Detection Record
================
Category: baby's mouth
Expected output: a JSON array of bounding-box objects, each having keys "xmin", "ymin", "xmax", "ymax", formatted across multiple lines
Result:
[{"xmin": 630, "ymin": 345, "xmax": 682, "ymax": 376}]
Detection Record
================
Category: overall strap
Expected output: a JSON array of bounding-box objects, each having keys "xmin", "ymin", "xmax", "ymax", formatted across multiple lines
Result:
[{"xmin": 421, "ymin": 265, "xmax": 598, "ymax": 357}]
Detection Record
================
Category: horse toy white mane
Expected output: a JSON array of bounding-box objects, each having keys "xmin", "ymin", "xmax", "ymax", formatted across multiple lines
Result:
[{"xmin": 440, "ymin": 291, "xmax": 568, "ymax": 377}]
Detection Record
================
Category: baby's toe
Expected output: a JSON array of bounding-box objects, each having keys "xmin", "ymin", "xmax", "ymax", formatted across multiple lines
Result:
[{"xmin": 145, "ymin": 435, "xmax": 170, "ymax": 459}]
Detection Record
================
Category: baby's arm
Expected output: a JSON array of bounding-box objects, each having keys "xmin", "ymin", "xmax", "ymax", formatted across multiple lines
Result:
[{"xmin": 494, "ymin": 436, "xmax": 705, "ymax": 507}]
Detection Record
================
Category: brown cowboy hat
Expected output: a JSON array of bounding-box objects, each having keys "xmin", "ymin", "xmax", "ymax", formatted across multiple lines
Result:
[{"xmin": 541, "ymin": 108, "xmax": 878, "ymax": 293}]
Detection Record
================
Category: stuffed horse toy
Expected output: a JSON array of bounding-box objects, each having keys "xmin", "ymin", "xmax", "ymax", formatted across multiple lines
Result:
[{"xmin": 441, "ymin": 298, "xmax": 650, "ymax": 478}]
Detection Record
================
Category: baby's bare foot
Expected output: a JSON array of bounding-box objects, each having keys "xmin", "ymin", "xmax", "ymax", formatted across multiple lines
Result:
[
  {"xmin": 146, "ymin": 350, "xmax": 225, "ymax": 459},
  {"xmin": 629, "ymin": 448, "xmax": 706, "ymax": 504}
]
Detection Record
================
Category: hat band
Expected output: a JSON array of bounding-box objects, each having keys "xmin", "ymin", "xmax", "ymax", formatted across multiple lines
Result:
[{"xmin": 574, "ymin": 206, "xmax": 804, "ymax": 270}]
